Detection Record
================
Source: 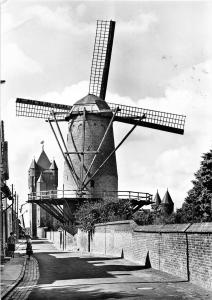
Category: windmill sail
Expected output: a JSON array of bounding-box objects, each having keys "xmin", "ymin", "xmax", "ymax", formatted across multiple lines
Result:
[
  {"xmin": 16, "ymin": 98, "xmax": 72, "ymax": 119},
  {"xmin": 89, "ymin": 20, "xmax": 115, "ymax": 100},
  {"xmin": 108, "ymin": 102, "xmax": 186, "ymax": 135}
]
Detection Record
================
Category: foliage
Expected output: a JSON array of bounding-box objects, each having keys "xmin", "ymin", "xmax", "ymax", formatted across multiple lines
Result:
[
  {"xmin": 133, "ymin": 210, "xmax": 154, "ymax": 225},
  {"xmin": 75, "ymin": 198, "xmax": 134, "ymax": 232},
  {"xmin": 40, "ymin": 216, "xmax": 61, "ymax": 231},
  {"xmin": 178, "ymin": 149, "xmax": 212, "ymax": 223}
]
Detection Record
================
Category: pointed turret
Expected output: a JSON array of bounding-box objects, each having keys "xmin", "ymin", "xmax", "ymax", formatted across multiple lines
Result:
[
  {"xmin": 29, "ymin": 158, "xmax": 37, "ymax": 170},
  {"xmin": 161, "ymin": 189, "xmax": 174, "ymax": 215},
  {"xmin": 37, "ymin": 173, "xmax": 45, "ymax": 183},
  {"xmin": 36, "ymin": 173, "xmax": 47, "ymax": 193},
  {"xmin": 49, "ymin": 160, "xmax": 58, "ymax": 170},
  {"xmin": 154, "ymin": 190, "xmax": 161, "ymax": 206},
  {"xmin": 37, "ymin": 149, "xmax": 51, "ymax": 170},
  {"xmin": 28, "ymin": 159, "xmax": 39, "ymax": 191},
  {"xmin": 151, "ymin": 190, "xmax": 161, "ymax": 211}
]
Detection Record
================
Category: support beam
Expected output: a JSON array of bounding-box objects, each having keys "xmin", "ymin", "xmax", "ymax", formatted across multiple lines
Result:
[
  {"xmin": 82, "ymin": 107, "xmax": 119, "ymax": 185},
  {"xmin": 48, "ymin": 119, "xmax": 80, "ymax": 190},
  {"xmin": 51, "ymin": 112, "xmax": 81, "ymax": 187},
  {"xmin": 83, "ymin": 120, "xmax": 141, "ymax": 189},
  {"xmin": 39, "ymin": 203, "xmax": 64, "ymax": 223},
  {"xmin": 80, "ymin": 108, "xmax": 86, "ymax": 189}
]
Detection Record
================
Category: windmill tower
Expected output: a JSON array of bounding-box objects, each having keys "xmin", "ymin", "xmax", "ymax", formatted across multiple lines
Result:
[{"xmin": 16, "ymin": 20, "xmax": 185, "ymax": 224}]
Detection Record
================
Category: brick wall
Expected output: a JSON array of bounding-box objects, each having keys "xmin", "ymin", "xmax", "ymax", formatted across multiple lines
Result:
[
  {"xmin": 46, "ymin": 221, "xmax": 212, "ymax": 291},
  {"xmin": 89, "ymin": 221, "xmax": 212, "ymax": 290}
]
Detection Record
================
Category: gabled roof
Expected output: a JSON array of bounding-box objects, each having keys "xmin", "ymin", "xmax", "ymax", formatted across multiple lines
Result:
[
  {"xmin": 49, "ymin": 160, "xmax": 58, "ymax": 170},
  {"xmin": 162, "ymin": 190, "xmax": 174, "ymax": 205},
  {"xmin": 153, "ymin": 190, "xmax": 161, "ymax": 206},
  {"xmin": 37, "ymin": 149, "xmax": 51, "ymax": 170}
]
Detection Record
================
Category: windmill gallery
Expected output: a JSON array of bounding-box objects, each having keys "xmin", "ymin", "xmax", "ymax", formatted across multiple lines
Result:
[{"xmin": 16, "ymin": 20, "xmax": 186, "ymax": 233}]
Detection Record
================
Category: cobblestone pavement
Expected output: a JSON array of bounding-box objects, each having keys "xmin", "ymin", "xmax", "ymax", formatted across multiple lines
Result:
[
  {"xmin": 4, "ymin": 239, "xmax": 212, "ymax": 300},
  {"xmin": 4, "ymin": 256, "xmax": 39, "ymax": 300}
]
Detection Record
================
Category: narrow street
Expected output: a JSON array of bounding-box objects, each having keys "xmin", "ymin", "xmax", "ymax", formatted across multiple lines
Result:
[{"xmin": 6, "ymin": 239, "xmax": 212, "ymax": 300}]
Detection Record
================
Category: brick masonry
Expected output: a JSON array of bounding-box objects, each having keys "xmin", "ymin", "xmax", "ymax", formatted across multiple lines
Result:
[{"xmin": 47, "ymin": 221, "xmax": 212, "ymax": 291}]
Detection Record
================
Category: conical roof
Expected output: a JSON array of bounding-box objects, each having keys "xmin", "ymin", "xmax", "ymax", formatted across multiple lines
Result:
[
  {"xmin": 162, "ymin": 190, "xmax": 174, "ymax": 205},
  {"xmin": 49, "ymin": 160, "xmax": 58, "ymax": 170},
  {"xmin": 29, "ymin": 159, "xmax": 38, "ymax": 170},
  {"xmin": 37, "ymin": 149, "xmax": 51, "ymax": 170},
  {"xmin": 153, "ymin": 190, "xmax": 161, "ymax": 206}
]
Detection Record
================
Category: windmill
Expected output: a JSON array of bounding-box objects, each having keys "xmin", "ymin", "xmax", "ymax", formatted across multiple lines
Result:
[{"xmin": 16, "ymin": 20, "xmax": 186, "ymax": 224}]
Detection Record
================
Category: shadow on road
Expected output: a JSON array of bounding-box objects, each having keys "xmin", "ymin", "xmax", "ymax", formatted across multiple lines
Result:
[
  {"xmin": 27, "ymin": 246, "xmax": 190, "ymax": 300},
  {"xmin": 33, "ymin": 252, "xmax": 148, "ymax": 284}
]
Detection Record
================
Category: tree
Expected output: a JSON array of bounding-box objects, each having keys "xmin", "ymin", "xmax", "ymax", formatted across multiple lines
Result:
[
  {"xmin": 179, "ymin": 149, "xmax": 212, "ymax": 223},
  {"xmin": 75, "ymin": 198, "xmax": 134, "ymax": 232},
  {"xmin": 133, "ymin": 210, "xmax": 154, "ymax": 225}
]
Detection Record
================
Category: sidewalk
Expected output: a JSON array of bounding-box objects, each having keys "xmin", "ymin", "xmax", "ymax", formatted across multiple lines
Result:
[{"xmin": 0, "ymin": 240, "xmax": 26, "ymax": 298}]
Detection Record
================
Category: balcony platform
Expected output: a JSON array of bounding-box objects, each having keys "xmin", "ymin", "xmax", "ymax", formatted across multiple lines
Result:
[{"xmin": 28, "ymin": 190, "xmax": 153, "ymax": 224}]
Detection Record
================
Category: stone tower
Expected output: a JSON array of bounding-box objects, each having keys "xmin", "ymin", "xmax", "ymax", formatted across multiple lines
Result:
[{"xmin": 28, "ymin": 148, "xmax": 58, "ymax": 237}]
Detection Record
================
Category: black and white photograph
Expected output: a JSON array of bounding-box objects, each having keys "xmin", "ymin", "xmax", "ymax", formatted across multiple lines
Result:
[{"xmin": 1, "ymin": 1, "xmax": 212, "ymax": 299}]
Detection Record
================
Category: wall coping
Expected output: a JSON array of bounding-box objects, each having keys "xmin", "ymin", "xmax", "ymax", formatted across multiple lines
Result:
[
  {"xmin": 95, "ymin": 220, "xmax": 212, "ymax": 233},
  {"xmin": 95, "ymin": 220, "xmax": 135, "ymax": 227},
  {"xmin": 186, "ymin": 222, "xmax": 212, "ymax": 233},
  {"xmin": 134, "ymin": 223, "xmax": 191, "ymax": 233}
]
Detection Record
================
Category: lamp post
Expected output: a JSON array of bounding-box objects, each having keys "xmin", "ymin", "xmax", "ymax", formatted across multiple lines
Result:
[{"xmin": 0, "ymin": 79, "xmax": 6, "ymax": 259}]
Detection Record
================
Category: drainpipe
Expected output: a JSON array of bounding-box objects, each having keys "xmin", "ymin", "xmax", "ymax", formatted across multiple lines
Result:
[{"xmin": 185, "ymin": 223, "xmax": 192, "ymax": 282}]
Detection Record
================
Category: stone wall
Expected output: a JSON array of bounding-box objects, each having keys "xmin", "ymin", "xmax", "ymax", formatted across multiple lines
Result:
[{"xmin": 46, "ymin": 221, "xmax": 212, "ymax": 291}]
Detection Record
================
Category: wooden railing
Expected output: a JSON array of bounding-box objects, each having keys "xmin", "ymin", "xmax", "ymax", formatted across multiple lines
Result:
[{"xmin": 28, "ymin": 190, "xmax": 152, "ymax": 202}]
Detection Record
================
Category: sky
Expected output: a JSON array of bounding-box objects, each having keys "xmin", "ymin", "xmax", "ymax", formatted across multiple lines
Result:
[{"xmin": 1, "ymin": 0, "xmax": 212, "ymax": 226}]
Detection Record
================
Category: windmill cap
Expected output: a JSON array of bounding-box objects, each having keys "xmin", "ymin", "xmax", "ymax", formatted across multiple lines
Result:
[{"xmin": 73, "ymin": 94, "xmax": 111, "ymax": 111}]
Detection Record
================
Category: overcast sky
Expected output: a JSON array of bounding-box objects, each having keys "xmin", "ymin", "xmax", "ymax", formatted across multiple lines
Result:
[{"xmin": 1, "ymin": 1, "xmax": 212, "ymax": 225}]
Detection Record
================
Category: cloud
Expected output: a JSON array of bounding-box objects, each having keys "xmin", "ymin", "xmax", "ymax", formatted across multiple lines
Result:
[
  {"xmin": 2, "ymin": 43, "xmax": 42, "ymax": 77},
  {"xmin": 76, "ymin": 3, "xmax": 87, "ymax": 18},
  {"xmin": 118, "ymin": 11, "xmax": 158, "ymax": 34},
  {"xmin": 109, "ymin": 59, "xmax": 212, "ymax": 208},
  {"xmin": 24, "ymin": 5, "xmax": 72, "ymax": 30},
  {"xmin": 39, "ymin": 81, "xmax": 89, "ymax": 105}
]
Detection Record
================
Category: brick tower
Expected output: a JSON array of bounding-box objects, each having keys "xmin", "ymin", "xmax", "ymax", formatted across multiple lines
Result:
[
  {"xmin": 28, "ymin": 147, "xmax": 58, "ymax": 237},
  {"xmin": 63, "ymin": 94, "xmax": 118, "ymax": 196}
]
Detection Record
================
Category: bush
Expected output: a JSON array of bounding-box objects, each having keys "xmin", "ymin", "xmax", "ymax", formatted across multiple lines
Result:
[{"xmin": 75, "ymin": 198, "xmax": 133, "ymax": 232}]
